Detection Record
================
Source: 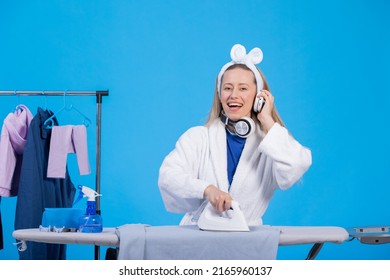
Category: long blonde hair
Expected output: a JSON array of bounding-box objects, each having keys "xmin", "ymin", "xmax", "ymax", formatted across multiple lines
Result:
[{"xmin": 205, "ymin": 64, "xmax": 285, "ymax": 129}]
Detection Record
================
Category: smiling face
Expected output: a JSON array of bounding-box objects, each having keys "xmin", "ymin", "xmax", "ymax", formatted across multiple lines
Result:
[{"xmin": 220, "ymin": 66, "xmax": 257, "ymax": 121}]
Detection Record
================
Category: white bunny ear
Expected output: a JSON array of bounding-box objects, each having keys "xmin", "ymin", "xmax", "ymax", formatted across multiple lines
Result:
[
  {"xmin": 218, "ymin": 44, "xmax": 265, "ymax": 98},
  {"xmin": 230, "ymin": 44, "xmax": 247, "ymax": 62},
  {"xmin": 248, "ymin": 47, "xmax": 263, "ymax": 64}
]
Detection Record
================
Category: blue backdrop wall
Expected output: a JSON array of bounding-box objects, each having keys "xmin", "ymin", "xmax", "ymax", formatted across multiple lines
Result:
[{"xmin": 0, "ymin": 0, "xmax": 389, "ymax": 260}]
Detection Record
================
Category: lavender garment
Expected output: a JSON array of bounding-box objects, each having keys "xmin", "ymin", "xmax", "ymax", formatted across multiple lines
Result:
[
  {"xmin": 47, "ymin": 125, "xmax": 91, "ymax": 178},
  {"xmin": 0, "ymin": 105, "xmax": 33, "ymax": 197}
]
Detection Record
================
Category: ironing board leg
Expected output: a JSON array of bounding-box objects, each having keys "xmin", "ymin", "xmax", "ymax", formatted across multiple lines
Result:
[
  {"xmin": 305, "ymin": 243, "xmax": 324, "ymax": 260},
  {"xmin": 95, "ymin": 245, "xmax": 100, "ymax": 260}
]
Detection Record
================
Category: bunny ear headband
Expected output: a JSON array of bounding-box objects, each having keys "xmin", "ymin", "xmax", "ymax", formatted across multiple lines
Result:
[{"xmin": 217, "ymin": 44, "xmax": 264, "ymax": 98}]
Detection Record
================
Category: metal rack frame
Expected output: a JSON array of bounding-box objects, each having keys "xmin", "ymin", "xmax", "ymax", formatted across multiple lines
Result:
[{"xmin": 0, "ymin": 90, "xmax": 109, "ymax": 259}]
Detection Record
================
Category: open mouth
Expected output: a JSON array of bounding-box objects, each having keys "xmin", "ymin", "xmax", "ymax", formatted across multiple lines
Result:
[{"xmin": 228, "ymin": 102, "xmax": 243, "ymax": 108}]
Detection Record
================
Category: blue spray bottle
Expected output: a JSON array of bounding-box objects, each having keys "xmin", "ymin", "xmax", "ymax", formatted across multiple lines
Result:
[{"xmin": 77, "ymin": 185, "xmax": 103, "ymax": 233}]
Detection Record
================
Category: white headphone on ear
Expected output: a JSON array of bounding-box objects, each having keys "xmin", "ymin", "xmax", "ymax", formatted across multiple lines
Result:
[{"xmin": 220, "ymin": 111, "xmax": 255, "ymax": 138}]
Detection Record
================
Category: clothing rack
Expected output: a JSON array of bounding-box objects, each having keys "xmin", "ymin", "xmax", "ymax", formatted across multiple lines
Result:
[{"xmin": 0, "ymin": 90, "xmax": 109, "ymax": 260}]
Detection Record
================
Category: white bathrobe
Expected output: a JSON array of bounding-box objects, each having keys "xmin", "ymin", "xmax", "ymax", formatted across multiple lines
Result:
[{"xmin": 158, "ymin": 119, "xmax": 312, "ymax": 226}]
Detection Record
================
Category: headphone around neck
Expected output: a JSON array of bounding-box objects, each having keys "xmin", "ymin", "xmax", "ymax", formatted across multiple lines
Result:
[{"xmin": 220, "ymin": 111, "xmax": 255, "ymax": 138}]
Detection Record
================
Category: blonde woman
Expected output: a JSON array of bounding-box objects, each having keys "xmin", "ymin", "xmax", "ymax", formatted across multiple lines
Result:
[{"xmin": 158, "ymin": 44, "xmax": 312, "ymax": 226}]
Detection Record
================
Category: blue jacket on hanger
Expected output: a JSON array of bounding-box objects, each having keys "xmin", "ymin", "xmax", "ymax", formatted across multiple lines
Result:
[{"xmin": 14, "ymin": 107, "xmax": 76, "ymax": 260}]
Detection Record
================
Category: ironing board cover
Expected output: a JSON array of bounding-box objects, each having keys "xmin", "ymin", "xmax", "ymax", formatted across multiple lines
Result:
[{"xmin": 115, "ymin": 224, "xmax": 280, "ymax": 260}]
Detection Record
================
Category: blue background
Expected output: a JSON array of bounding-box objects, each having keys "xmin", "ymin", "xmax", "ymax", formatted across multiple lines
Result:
[{"xmin": 0, "ymin": 0, "xmax": 389, "ymax": 260}]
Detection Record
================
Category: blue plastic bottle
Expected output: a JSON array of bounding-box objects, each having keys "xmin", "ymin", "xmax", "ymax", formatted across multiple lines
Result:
[
  {"xmin": 78, "ymin": 185, "xmax": 103, "ymax": 233},
  {"xmin": 79, "ymin": 201, "xmax": 103, "ymax": 233}
]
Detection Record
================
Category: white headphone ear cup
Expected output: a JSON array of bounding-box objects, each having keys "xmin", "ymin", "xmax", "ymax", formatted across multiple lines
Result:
[{"xmin": 233, "ymin": 117, "xmax": 255, "ymax": 138}]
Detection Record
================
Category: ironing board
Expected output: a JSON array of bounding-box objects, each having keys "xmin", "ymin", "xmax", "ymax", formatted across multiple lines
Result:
[{"xmin": 12, "ymin": 225, "xmax": 349, "ymax": 260}]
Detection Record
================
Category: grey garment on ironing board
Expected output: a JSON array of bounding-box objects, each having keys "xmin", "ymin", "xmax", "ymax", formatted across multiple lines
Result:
[
  {"xmin": 14, "ymin": 108, "xmax": 76, "ymax": 260},
  {"xmin": 116, "ymin": 224, "xmax": 280, "ymax": 260}
]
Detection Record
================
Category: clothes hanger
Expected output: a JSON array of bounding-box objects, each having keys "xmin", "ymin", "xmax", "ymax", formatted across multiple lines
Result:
[
  {"xmin": 14, "ymin": 90, "xmax": 23, "ymax": 111},
  {"xmin": 42, "ymin": 90, "xmax": 48, "ymax": 110},
  {"xmin": 43, "ymin": 91, "xmax": 92, "ymax": 129}
]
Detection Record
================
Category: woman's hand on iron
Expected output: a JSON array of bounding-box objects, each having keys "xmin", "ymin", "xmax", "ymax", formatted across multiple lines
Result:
[{"xmin": 204, "ymin": 185, "xmax": 232, "ymax": 212}]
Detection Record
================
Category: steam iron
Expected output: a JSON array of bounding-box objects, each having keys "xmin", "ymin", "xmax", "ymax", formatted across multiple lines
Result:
[{"xmin": 197, "ymin": 200, "xmax": 250, "ymax": 232}]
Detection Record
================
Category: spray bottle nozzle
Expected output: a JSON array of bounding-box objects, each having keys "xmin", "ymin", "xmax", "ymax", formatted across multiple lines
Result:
[{"xmin": 73, "ymin": 185, "xmax": 102, "ymax": 205}]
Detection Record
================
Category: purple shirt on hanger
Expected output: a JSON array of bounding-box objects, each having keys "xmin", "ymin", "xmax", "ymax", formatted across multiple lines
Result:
[{"xmin": 47, "ymin": 125, "xmax": 91, "ymax": 178}]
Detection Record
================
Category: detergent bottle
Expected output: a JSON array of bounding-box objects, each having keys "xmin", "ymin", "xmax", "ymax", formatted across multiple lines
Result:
[{"xmin": 78, "ymin": 185, "xmax": 103, "ymax": 233}]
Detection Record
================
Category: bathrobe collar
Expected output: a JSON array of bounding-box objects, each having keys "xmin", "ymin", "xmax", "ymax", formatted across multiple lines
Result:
[{"xmin": 208, "ymin": 118, "xmax": 265, "ymax": 194}]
